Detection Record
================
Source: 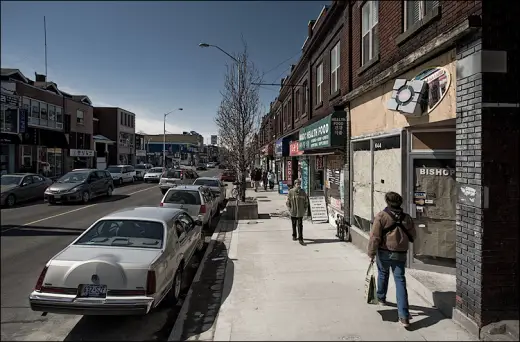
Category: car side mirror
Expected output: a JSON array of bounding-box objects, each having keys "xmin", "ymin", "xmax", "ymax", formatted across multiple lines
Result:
[
  {"xmin": 21, "ymin": 182, "xmax": 29, "ymax": 187},
  {"xmin": 194, "ymin": 219, "xmax": 203, "ymax": 226}
]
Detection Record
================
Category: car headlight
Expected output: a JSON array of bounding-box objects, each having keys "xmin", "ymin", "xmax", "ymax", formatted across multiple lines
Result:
[{"xmin": 69, "ymin": 187, "xmax": 80, "ymax": 193}]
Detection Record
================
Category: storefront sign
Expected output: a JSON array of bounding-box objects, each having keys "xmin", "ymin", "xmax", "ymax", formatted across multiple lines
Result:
[
  {"xmin": 136, "ymin": 149, "xmax": 146, "ymax": 157},
  {"xmin": 278, "ymin": 181, "xmax": 289, "ymax": 194},
  {"xmin": 261, "ymin": 144, "xmax": 274, "ymax": 156},
  {"xmin": 275, "ymin": 139, "xmax": 284, "ymax": 157},
  {"xmin": 70, "ymin": 149, "xmax": 95, "ymax": 157},
  {"xmin": 418, "ymin": 167, "xmax": 455, "ymax": 176},
  {"xmin": 316, "ymin": 156, "xmax": 324, "ymax": 169},
  {"xmin": 309, "ymin": 196, "xmax": 329, "ymax": 222},
  {"xmin": 289, "ymin": 141, "xmax": 303, "ymax": 156},
  {"xmin": 299, "ymin": 111, "xmax": 347, "ymax": 150},
  {"xmin": 286, "ymin": 160, "xmax": 292, "ymax": 181},
  {"xmin": 388, "ymin": 67, "xmax": 451, "ymax": 117},
  {"xmin": 301, "ymin": 159, "xmax": 309, "ymax": 194},
  {"xmin": 19, "ymin": 109, "xmax": 28, "ymax": 134}
]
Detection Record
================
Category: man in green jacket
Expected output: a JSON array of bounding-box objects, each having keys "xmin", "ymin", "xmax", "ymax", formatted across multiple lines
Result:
[{"xmin": 286, "ymin": 179, "xmax": 309, "ymax": 244}]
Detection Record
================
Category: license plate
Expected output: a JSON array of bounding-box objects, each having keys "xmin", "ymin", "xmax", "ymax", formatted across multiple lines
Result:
[
  {"xmin": 54, "ymin": 195, "xmax": 61, "ymax": 199},
  {"xmin": 79, "ymin": 284, "xmax": 108, "ymax": 298}
]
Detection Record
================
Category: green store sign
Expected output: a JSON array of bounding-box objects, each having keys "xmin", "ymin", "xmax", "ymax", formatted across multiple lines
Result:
[{"xmin": 299, "ymin": 111, "xmax": 347, "ymax": 150}]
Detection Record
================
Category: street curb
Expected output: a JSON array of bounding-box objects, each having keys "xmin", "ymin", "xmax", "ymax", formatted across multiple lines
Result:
[{"xmin": 168, "ymin": 223, "xmax": 223, "ymax": 341}]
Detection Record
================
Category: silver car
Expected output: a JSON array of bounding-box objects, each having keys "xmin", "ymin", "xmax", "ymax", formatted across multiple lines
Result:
[
  {"xmin": 1, "ymin": 173, "xmax": 53, "ymax": 207},
  {"xmin": 192, "ymin": 177, "xmax": 227, "ymax": 210},
  {"xmin": 144, "ymin": 167, "xmax": 165, "ymax": 183},
  {"xmin": 29, "ymin": 207, "xmax": 205, "ymax": 316},
  {"xmin": 160, "ymin": 185, "xmax": 217, "ymax": 231},
  {"xmin": 159, "ymin": 169, "xmax": 199, "ymax": 195}
]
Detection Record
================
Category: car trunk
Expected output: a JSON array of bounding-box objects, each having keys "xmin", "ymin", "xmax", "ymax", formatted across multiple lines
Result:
[
  {"xmin": 45, "ymin": 246, "xmax": 162, "ymax": 290},
  {"xmin": 161, "ymin": 189, "xmax": 202, "ymax": 217}
]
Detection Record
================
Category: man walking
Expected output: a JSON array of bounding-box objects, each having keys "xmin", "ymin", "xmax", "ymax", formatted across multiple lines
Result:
[
  {"xmin": 286, "ymin": 179, "xmax": 308, "ymax": 245},
  {"xmin": 368, "ymin": 191, "xmax": 417, "ymax": 328}
]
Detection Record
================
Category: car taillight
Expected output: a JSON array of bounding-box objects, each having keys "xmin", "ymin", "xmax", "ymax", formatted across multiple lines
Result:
[
  {"xmin": 146, "ymin": 270, "xmax": 156, "ymax": 295},
  {"xmin": 160, "ymin": 202, "xmax": 164, "ymax": 207},
  {"xmin": 35, "ymin": 266, "xmax": 49, "ymax": 291},
  {"xmin": 199, "ymin": 205, "xmax": 206, "ymax": 214}
]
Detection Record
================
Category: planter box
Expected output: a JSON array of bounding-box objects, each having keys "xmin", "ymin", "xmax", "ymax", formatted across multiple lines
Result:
[{"xmin": 223, "ymin": 199, "xmax": 258, "ymax": 220}]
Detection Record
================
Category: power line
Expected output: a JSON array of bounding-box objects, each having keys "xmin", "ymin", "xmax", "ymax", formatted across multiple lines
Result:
[
  {"xmin": 271, "ymin": 66, "xmax": 292, "ymax": 84},
  {"xmin": 261, "ymin": 51, "xmax": 301, "ymax": 77}
]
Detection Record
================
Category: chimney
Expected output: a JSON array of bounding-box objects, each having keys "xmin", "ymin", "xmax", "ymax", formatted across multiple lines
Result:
[
  {"xmin": 281, "ymin": 77, "xmax": 285, "ymax": 88},
  {"xmin": 35, "ymin": 72, "xmax": 46, "ymax": 83},
  {"xmin": 308, "ymin": 20, "xmax": 316, "ymax": 38},
  {"xmin": 290, "ymin": 64, "xmax": 296, "ymax": 72}
]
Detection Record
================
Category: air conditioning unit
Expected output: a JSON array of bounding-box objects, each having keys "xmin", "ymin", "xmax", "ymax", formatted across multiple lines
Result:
[{"xmin": 387, "ymin": 79, "xmax": 429, "ymax": 117}]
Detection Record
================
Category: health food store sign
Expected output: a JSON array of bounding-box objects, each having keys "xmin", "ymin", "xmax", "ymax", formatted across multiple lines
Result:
[{"xmin": 299, "ymin": 111, "xmax": 347, "ymax": 150}]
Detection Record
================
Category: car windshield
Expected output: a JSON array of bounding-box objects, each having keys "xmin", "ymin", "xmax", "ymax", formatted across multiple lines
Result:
[
  {"xmin": 75, "ymin": 219, "xmax": 164, "ymax": 249},
  {"xmin": 150, "ymin": 168, "xmax": 163, "ymax": 173},
  {"xmin": 163, "ymin": 170, "xmax": 182, "ymax": 179},
  {"xmin": 164, "ymin": 190, "xmax": 201, "ymax": 205},
  {"xmin": 193, "ymin": 179, "xmax": 219, "ymax": 187},
  {"xmin": 135, "ymin": 165, "xmax": 146, "ymax": 169},
  {"xmin": 106, "ymin": 166, "xmax": 122, "ymax": 173},
  {"xmin": 56, "ymin": 171, "xmax": 88, "ymax": 183},
  {"xmin": 1, "ymin": 175, "xmax": 22, "ymax": 186}
]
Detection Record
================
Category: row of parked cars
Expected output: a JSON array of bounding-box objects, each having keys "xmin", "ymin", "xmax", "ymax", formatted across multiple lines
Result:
[
  {"xmin": 28, "ymin": 168, "xmax": 229, "ymax": 316},
  {"xmin": 0, "ymin": 164, "xmax": 160, "ymax": 207}
]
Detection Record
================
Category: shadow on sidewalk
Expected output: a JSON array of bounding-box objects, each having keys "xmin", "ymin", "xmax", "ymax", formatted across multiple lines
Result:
[
  {"xmin": 181, "ymin": 221, "xmax": 237, "ymax": 340},
  {"xmin": 303, "ymin": 238, "xmax": 341, "ymax": 245},
  {"xmin": 376, "ymin": 291, "xmax": 455, "ymax": 331}
]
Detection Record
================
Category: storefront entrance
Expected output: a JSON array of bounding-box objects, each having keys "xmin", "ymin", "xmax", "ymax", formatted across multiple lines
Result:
[{"xmin": 408, "ymin": 154, "xmax": 456, "ymax": 273}]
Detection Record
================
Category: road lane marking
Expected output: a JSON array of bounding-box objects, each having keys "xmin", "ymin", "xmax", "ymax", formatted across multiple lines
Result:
[{"xmin": 1, "ymin": 185, "xmax": 158, "ymax": 232}]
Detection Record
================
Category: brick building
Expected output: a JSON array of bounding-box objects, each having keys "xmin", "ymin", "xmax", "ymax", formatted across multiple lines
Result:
[{"xmin": 260, "ymin": 0, "xmax": 518, "ymax": 337}]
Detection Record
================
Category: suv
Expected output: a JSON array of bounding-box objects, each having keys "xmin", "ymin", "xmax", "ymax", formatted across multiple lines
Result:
[
  {"xmin": 159, "ymin": 168, "xmax": 199, "ymax": 195},
  {"xmin": 159, "ymin": 185, "xmax": 218, "ymax": 231},
  {"xmin": 44, "ymin": 169, "xmax": 114, "ymax": 204},
  {"xmin": 106, "ymin": 165, "xmax": 136, "ymax": 185}
]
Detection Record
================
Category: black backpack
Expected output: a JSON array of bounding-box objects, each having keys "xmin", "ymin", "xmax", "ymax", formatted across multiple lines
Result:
[{"xmin": 381, "ymin": 208, "xmax": 414, "ymax": 243}]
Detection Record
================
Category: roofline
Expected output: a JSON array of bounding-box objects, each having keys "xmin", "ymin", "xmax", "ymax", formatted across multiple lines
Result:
[{"xmin": 1, "ymin": 69, "xmax": 29, "ymax": 83}]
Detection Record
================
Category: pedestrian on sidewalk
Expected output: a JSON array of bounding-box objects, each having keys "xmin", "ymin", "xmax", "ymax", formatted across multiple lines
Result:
[
  {"xmin": 368, "ymin": 191, "xmax": 417, "ymax": 328},
  {"xmin": 267, "ymin": 170, "xmax": 275, "ymax": 190},
  {"xmin": 286, "ymin": 179, "xmax": 309, "ymax": 245},
  {"xmin": 262, "ymin": 169, "xmax": 268, "ymax": 191},
  {"xmin": 254, "ymin": 168, "xmax": 262, "ymax": 192}
]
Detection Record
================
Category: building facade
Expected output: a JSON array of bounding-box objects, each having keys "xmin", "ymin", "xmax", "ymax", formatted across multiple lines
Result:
[
  {"xmin": 144, "ymin": 133, "xmax": 201, "ymax": 167},
  {"xmin": 260, "ymin": 0, "xmax": 519, "ymax": 336},
  {"xmin": 63, "ymin": 94, "xmax": 94, "ymax": 171},
  {"xmin": 93, "ymin": 107, "xmax": 136, "ymax": 166}
]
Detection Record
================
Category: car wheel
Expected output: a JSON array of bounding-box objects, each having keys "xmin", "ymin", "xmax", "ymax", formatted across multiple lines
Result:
[
  {"xmin": 197, "ymin": 231, "xmax": 205, "ymax": 251},
  {"xmin": 131, "ymin": 176, "xmax": 135, "ymax": 183},
  {"xmin": 163, "ymin": 267, "xmax": 183, "ymax": 306},
  {"xmin": 107, "ymin": 186, "xmax": 113, "ymax": 197},
  {"xmin": 82, "ymin": 191, "xmax": 90, "ymax": 204},
  {"xmin": 119, "ymin": 178, "xmax": 123, "ymax": 186},
  {"xmin": 6, "ymin": 194, "xmax": 16, "ymax": 207}
]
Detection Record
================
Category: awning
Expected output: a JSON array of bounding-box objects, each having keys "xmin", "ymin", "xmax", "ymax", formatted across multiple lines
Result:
[
  {"xmin": 39, "ymin": 129, "xmax": 69, "ymax": 149},
  {"xmin": 0, "ymin": 132, "xmax": 21, "ymax": 144},
  {"xmin": 93, "ymin": 134, "xmax": 115, "ymax": 144}
]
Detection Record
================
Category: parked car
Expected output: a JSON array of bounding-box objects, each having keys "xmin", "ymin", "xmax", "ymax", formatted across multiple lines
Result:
[
  {"xmin": 143, "ymin": 167, "xmax": 165, "ymax": 183},
  {"xmin": 107, "ymin": 165, "xmax": 136, "ymax": 185},
  {"xmin": 44, "ymin": 169, "xmax": 114, "ymax": 204},
  {"xmin": 29, "ymin": 206, "xmax": 205, "ymax": 316},
  {"xmin": 193, "ymin": 177, "xmax": 227, "ymax": 210},
  {"xmin": 159, "ymin": 169, "xmax": 199, "ymax": 195},
  {"xmin": 196, "ymin": 163, "xmax": 207, "ymax": 171},
  {"xmin": 206, "ymin": 162, "xmax": 216, "ymax": 168},
  {"xmin": 220, "ymin": 169, "xmax": 236, "ymax": 182},
  {"xmin": 1, "ymin": 173, "xmax": 53, "ymax": 207},
  {"xmin": 135, "ymin": 164, "xmax": 153, "ymax": 180},
  {"xmin": 160, "ymin": 185, "xmax": 217, "ymax": 231}
]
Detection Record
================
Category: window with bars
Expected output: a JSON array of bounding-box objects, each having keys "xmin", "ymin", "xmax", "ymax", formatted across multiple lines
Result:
[
  {"xmin": 362, "ymin": 1, "xmax": 379, "ymax": 66},
  {"xmin": 330, "ymin": 42, "xmax": 340, "ymax": 93},
  {"xmin": 405, "ymin": 0, "xmax": 439, "ymax": 31},
  {"xmin": 316, "ymin": 63, "xmax": 323, "ymax": 104}
]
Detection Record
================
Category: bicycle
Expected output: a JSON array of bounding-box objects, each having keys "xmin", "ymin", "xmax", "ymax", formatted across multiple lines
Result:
[
  {"xmin": 335, "ymin": 214, "xmax": 351, "ymax": 242},
  {"xmin": 231, "ymin": 181, "xmax": 241, "ymax": 198}
]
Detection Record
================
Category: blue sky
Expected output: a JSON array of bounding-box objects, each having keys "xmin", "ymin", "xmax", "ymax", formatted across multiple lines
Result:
[{"xmin": 1, "ymin": 1, "xmax": 328, "ymax": 142}]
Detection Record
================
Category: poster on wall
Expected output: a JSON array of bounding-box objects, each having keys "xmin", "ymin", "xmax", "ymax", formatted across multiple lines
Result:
[
  {"xmin": 309, "ymin": 196, "xmax": 329, "ymax": 223},
  {"xmin": 278, "ymin": 181, "xmax": 289, "ymax": 195},
  {"xmin": 301, "ymin": 159, "xmax": 309, "ymax": 195}
]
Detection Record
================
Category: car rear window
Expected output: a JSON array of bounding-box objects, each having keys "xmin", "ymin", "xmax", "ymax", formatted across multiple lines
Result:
[
  {"xmin": 193, "ymin": 179, "xmax": 219, "ymax": 187},
  {"xmin": 164, "ymin": 190, "xmax": 201, "ymax": 205},
  {"xmin": 150, "ymin": 167, "xmax": 163, "ymax": 173},
  {"xmin": 75, "ymin": 220, "xmax": 164, "ymax": 249},
  {"xmin": 163, "ymin": 170, "xmax": 182, "ymax": 178}
]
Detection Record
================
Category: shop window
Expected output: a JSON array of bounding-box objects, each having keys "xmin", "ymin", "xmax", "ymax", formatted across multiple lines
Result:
[
  {"xmin": 48, "ymin": 105, "xmax": 56, "ymax": 128},
  {"xmin": 405, "ymin": 0, "xmax": 439, "ymax": 31},
  {"xmin": 30, "ymin": 99, "xmax": 40, "ymax": 125},
  {"xmin": 21, "ymin": 145, "xmax": 33, "ymax": 171},
  {"xmin": 56, "ymin": 107, "xmax": 63, "ymax": 129},
  {"xmin": 22, "ymin": 98, "xmax": 30, "ymax": 113},
  {"xmin": 0, "ymin": 106, "xmax": 17, "ymax": 133},
  {"xmin": 40, "ymin": 102, "xmax": 48, "ymax": 126},
  {"xmin": 362, "ymin": 0, "xmax": 379, "ymax": 66},
  {"xmin": 316, "ymin": 63, "xmax": 323, "ymax": 104},
  {"xmin": 330, "ymin": 41, "xmax": 340, "ymax": 93},
  {"xmin": 352, "ymin": 140, "xmax": 372, "ymax": 232},
  {"xmin": 77, "ymin": 110, "xmax": 84, "ymax": 125}
]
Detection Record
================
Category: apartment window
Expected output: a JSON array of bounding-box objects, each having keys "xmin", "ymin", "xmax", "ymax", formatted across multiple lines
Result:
[
  {"xmin": 40, "ymin": 103, "xmax": 48, "ymax": 122},
  {"xmin": 120, "ymin": 113, "xmax": 123, "ymax": 125},
  {"xmin": 48, "ymin": 105, "xmax": 56, "ymax": 128},
  {"xmin": 295, "ymin": 89, "xmax": 301, "ymax": 118},
  {"xmin": 77, "ymin": 109, "xmax": 84, "ymax": 125},
  {"xmin": 288, "ymin": 99, "xmax": 292, "ymax": 126},
  {"xmin": 303, "ymin": 82, "xmax": 308, "ymax": 115},
  {"xmin": 56, "ymin": 107, "xmax": 63, "ymax": 124},
  {"xmin": 362, "ymin": 0, "xmax": 379, "ymax": 65},
  {"xmin": 331, "ymin": 42, "xmax": 341, "ymax": 93},
  {"xmin": 31, "ymin": 99, "xmax": 40, "ymax": 120},
  {"xmin": 22, "ymin": 98, "xmax": 30, "ymax": 114},
  {"xmin": 316, "ymin": 63, "xmax": 323, "ymax": 104},
  {"xmin": 405, "ymin": 0, "xmax": 439, "ymax": 31}
]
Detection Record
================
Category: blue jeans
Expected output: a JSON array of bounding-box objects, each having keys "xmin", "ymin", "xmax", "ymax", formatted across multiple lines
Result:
[{"xmin": 376, "ymin": 249, "xmax": 410, "ymax": 319}]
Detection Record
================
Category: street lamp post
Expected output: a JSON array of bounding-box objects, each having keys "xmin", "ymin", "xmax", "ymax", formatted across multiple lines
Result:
[{"xmin": 163, "ymin": 108, "xmax": 183, "ymax": 168}]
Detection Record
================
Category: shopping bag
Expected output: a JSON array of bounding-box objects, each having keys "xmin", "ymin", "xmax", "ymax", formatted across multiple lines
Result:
[{"xmin": 364, "ymin": 261, "xmax": 379, "ymax": 304}]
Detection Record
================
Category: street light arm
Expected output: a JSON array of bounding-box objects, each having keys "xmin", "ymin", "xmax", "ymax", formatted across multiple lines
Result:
[{"xmin": 200, "ymin": 43, "xmax": 239, "ymax": 64}]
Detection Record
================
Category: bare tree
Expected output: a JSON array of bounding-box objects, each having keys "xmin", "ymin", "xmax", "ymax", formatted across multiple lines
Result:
[{"xmin": 215, "ymin": 42, "xmax": 261, "ymax": 201}]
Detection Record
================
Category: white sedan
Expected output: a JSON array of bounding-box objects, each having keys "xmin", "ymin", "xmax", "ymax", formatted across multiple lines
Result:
[{"xmin": 29, "ymin": 207, "xmax": 204, "ymax": 316}]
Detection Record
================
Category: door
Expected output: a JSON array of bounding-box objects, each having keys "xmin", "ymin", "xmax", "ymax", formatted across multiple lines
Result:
[
  {"xmin": 18, "ymin": 175, "xmax": 36, "ymax": 201},
  {"xmin": 177, "ymin": 213, "xmax": 196, "ymax": 261},
  {"xmin": 31, "ymin": 175, "xmax": 47, "ymax": 199},
  {"xmin": 96, "ymin": 171, "xmax": 110, "ymax": 193},
  {"xmin": 410, "ymin": 157, "xmax": 456, "ymax": 269},
  {"xmin": 88, "ymin": 172, "xmax": 102, "ymax": 195},
  {"xmin": 174, "ymin": 218, "xmax": 189, "ymax": 262}
]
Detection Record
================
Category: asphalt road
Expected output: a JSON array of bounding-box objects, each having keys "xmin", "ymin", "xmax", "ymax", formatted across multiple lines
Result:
[{"xmin": 0, "ymin": 168, "xmax": 222, "ymax": 341}]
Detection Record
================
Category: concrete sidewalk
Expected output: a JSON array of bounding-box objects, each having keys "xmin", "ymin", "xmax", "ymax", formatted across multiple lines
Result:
[{"xmin": 170, "ymin": 188, "xmax": 476, "ymax": 341}]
